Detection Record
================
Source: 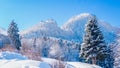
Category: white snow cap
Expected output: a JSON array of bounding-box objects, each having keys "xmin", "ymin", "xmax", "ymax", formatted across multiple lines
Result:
[{"xmin": 67, "ymin": 13, "xmax": 91, "ymax": 23}]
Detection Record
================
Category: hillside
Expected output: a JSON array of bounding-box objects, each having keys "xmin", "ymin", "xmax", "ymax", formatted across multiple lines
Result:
[
  {"xmin": 0, "ymin": 28, "xmax": 7, "ymax": 35},
  {"xmin": 0, "ymin": 51, "xmax": 101, "ymax": 68},
  {"xmin": 20, "ymin": 13, "xmax": 118, "ymax": 43},
  {"xmin": 0, "ymin": 13, "xmax": 119, "ymax": 68}
]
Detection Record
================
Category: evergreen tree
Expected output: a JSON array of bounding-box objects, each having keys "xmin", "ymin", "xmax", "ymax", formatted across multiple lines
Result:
[
  {"xmin": 80, "ymin": 15, "xmax": 107, "ymax": 64},
  {"xmin": 105, "ymin": 44, "xmax": 114, "ymax": 68},
  {"xmin": 7, "ymin": 20, "xmax": 21, "ymax": 50},
  {"xmin": 98, "ymin": 44, "xmax": 114, "ymax": 68}
]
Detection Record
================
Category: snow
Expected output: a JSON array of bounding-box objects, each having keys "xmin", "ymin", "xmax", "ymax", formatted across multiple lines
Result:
[
  {"xmin": 62, "ymin": 13, "xmax": 118, "ymax": 43},
  {"xmin": 19, "ymin": 13, "xmax": 118, "ymax": 43},
  {"xmin": 0, "ymin": 13, "xmax": 117, "ymax": 45},
  {"xmin": 42, "ymin": 58, "xmax": 101, "ymax": 68},
  {"xmin": 113, "ymin": 35, "xmax": 120, "ymax": 67},
  {"xmin": 20, "ymin": 19, "xmax": 71, "ymax": 39},
  {"xmin": 0, "ymin": 51, "xmax": 101, "ymax": 68},
  {"xmin": 21, "ymin": 36, "xmax": 81, "ymax": 61},
  {"xmin": 42, "ymin": 58, "xmax": 57, "ymax": 65},
  {"xmin": 0, "ymin": 34, "xmax": 10, "ymax": 48},
  {"xmin": 0, "ymin": 60, "xmax": 51, "ymax": 68},
  {"xmin": 0, "ymin": 51, "xmax": 27, "ymax": 60},
  {"xmin": 0, "ymin": 13, "xmax": 118, "ymax": 67},
  {"xmin": 67, "ymin": 62, "xmax": 101, "ymax": 68},
  {"xmin": 65, "ymin": 13, "xmax": 91, "ymax": 25},
  {"xmin": 0, "ymin": 28, "xmax": 7, "ymax": 35},
  {"xmin": 0, "ymin": 51, "xmax": 51, "ymax": 68}
]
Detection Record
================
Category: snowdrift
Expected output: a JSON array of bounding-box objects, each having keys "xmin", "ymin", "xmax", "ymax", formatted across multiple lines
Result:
[{"xmin": 0, "ymin": 51, "xmax": 101, "ymax": 68}]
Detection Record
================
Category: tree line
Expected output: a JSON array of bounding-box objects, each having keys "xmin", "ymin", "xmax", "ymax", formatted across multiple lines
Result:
[{"xmin": 6, "ymin": 15, "xmax": 114, "ymax": 68}]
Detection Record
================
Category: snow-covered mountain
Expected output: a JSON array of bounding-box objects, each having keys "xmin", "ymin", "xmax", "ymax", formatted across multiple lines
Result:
[
  {"xmin": 0, "ymin": 13, "xmax": 118, "ymax": 68},
  {"xmin": 21, "ymin": 19, "xmax": 72, "ymax": 39},
  {"xmin": 0, "ymin": 34, "xmax": 10, "ymax": 47},
  {"xmin": 0, "ymin": 13, "xmax": 118, "ymax": 46},
  {"xmin": 62, "ymin": 13, "xmax": 119, "ymax": 43},
  {"xmin": 21, "ymin": 13, "xmax": 119, "ymax": 43},
  {"xmin": 0, "ymin": 28, "xmax": 9, "ymax": 47},
  {"xmin": 0, "ymin": 28, "xmax": 7, "ymax": 35}
]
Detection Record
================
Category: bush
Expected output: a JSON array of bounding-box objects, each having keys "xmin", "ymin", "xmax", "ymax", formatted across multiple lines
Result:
[
  {"xmin": 20, "ymin": 42, "xmax": 41, "ymax": 61},
  {"xmin": 0, "ymin": 45, "xmax": 16, "ymax": 52}
]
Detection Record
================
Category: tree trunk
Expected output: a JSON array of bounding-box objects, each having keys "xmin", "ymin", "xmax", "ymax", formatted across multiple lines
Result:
[{"xmin": 92, "ymin": 57, "xmax": 96, "ymax": 64}]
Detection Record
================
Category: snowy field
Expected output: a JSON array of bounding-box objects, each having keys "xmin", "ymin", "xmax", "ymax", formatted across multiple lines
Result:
[{"xmin": 0, "ymin": 51, "xmax": 101, "ymax": 68}]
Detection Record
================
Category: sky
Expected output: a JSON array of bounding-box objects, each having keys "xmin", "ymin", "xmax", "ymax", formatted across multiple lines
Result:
[{"xmin": 0, "ymin": 0, "xmax": 120, "ymax": 31}]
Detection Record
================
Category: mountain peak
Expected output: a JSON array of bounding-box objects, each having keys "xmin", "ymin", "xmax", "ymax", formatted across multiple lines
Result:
[
  {"xmin": 77, "ymin": 13, "xmax": 91, "ymax": 17},
  {"xmin": 36, "ymin": 19, "xmax": 58, "ymax": 28},
  {"xmin": 46, "ymin": 19, "xmax": 56, "ymax": 24},
  {"xmin": 20, "ymin": 13, "xmax": 118, "ymax": 43},
  {"xmin": 61, "ymin": 13, "xmax": 117, "ymax": 43},
  {"xmin": 20, "ymin": 19, "xmax": 61, "ymax": 37},
  {"xmin": 67, "ymin": 13, "xmax": 91, "ymax": 23}
]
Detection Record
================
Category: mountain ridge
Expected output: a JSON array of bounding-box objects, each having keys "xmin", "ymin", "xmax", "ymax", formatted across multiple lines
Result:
[
  {"xmin": 19, "ymin": 13, "xmax": 119, "ymax": 43},
  {"xmin": 0, "ymin": 13, "xmax": 119, "ymax": 43}
]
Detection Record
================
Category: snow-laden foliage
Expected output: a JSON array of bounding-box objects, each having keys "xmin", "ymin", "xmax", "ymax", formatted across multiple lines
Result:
[
  {"xmin": 80, "ymin": 15, "xmax": 107, "ymax": 64},
  {"xmin": 104, "ymin": 45, "xmax": 114, "ymax": 68},
  {"xmin": 112, "ymin": 38, "xmax": 120, "ymax": 68},
  {"xmin": 7, "ymin": 20, "xmax": 21, "ymax": 50},
  {"xmin": 21, "ymin": 37, "xmax": 81, "ymax": 61}
]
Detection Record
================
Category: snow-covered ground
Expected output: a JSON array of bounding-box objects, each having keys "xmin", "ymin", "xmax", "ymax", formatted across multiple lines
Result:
[
  {"xmin": 67, "ymin": 62, "xmax": 101, "ymax": 68},
  {"xmin": 0, "ymin": 51, "xmax": 101, "ymax": 68},
  {"xmin": 0, "ymin": 51, "xmax": 51, "ymax": 68},
  {"xmin": 42, "ymin": 58, "xmax": 101, "ymax": 68}
]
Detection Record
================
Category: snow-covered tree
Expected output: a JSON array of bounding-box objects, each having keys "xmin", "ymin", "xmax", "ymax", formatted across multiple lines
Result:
[
  {"xmin": 32, "ymin": 38, "xmax": 37, "ymax": 48},
  {"xmin": 40, "ymin": 37, "xmax": 50, "ymax": 57},
  {"xmin": 7, "ymin": 20, "xmax": 21, "ymax": 50},
  {"xmin": 80, "ymin": 15, "xmax": 107, "ymax": 64},
  {"xmin": 105, "ymin": 45, "xmax": 114, "ymax": 68}
]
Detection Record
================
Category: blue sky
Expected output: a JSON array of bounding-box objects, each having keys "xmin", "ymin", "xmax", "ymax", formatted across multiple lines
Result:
[{"xmin": 0, "ymin": 0, "xmax": 120, "ymax": 31}]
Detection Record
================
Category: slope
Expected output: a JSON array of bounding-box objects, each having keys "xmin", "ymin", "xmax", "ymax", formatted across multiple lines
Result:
[
  {"xmin": 0, "ymin": 51, "xmax": 101, "ymax": 68},
  {"xmin": 62, "ymin": 13, "xmax": 118, "ymax": 43},
  {"xmin": 20, "ymin": 13, "xmax": 118, "ymax": 43},
  {"xmin": 21, "ymin": 19, "xmax": 71, "ymax": 39}
]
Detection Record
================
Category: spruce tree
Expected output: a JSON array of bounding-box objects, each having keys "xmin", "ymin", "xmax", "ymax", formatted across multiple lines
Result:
[
  {"xmin": 80, "ymin": 15, "xmax": 107, "ymax": 64},
  {"xmin": 105, "ymin": 45, "xmax": 114, "ymax": 68},
  {"xmin": 7, "ymin": 20, "xmax": 21, "ymax": 50}
]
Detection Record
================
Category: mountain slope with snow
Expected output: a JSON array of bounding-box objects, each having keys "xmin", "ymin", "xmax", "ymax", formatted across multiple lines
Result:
[
  {"xmin": 0, "ymin": 51, "xmax": 101, "ymax": 68},
  {"xmin": 62, "ymin": 13, "xmax": 118, "ymax": 43},
  {"xmin": 0, "ymin": 28, "xmax": 10, "ymax": 47},
  {"xmin": 0, "ymin": 34, "xmax": 10, "ymax": 48},
  {"xmin": 20, "ymin": 13, "xmax": 119, "ymax": 43},
  {"xmin": 0, "ymin": 28, "xmax": 7, "ymax": 35},
  {"xmin": 21, "ymin": 19, "xmax": 72, "ymax": 39}
]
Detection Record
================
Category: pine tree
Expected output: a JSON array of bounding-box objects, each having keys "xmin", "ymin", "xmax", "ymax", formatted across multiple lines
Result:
[
  {"xmin": 105, "ymin": 46, "xmax": 114, "ymax": 68},
  {"xmin": 80, "ymin": 15, "xmax": 107, "ymax": 64},
  {"xmin": 7, "ymin": 20, "xmax": 21, "ymax": 50}
]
